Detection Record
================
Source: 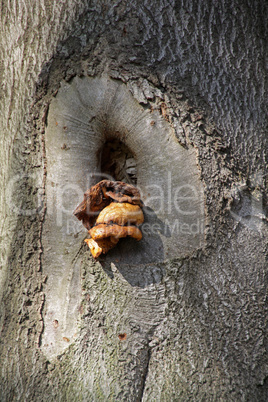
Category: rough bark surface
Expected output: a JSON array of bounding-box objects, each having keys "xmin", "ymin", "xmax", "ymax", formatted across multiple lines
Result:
[{"xmin": 0, "ymin": 0, "xmax": 267, "ymax": 401}]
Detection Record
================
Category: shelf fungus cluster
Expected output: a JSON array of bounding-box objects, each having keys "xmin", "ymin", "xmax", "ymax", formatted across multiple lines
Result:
[{"xmin": 74, "ymin": 180, "xmax": 144, "ymax": 258}]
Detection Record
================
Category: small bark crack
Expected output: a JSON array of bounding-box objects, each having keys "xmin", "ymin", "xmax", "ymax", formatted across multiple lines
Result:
[{"xmin": 139, "ymin": 346, "xmax": 151, "ymax": 402}]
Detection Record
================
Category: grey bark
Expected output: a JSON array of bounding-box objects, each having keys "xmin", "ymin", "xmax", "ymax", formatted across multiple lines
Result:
[{"xmin": 0, "ymin": 0, "xmax": 267, "ymax": 401}]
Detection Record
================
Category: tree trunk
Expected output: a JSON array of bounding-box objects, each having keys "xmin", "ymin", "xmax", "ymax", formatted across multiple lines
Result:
[{"xmin": 0, "ymin": 1, "xmax": 267, "ymax": 400}]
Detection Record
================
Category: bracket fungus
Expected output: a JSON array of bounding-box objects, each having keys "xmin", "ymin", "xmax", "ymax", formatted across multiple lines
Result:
[{"xmin": 74, "ymin": 180, "xmax": 144, "ymax": 258}]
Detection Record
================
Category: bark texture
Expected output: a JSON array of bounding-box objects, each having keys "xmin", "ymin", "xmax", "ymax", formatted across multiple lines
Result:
[{"xmin": 0, "ymin": 0, "xmax": 267, "ymax": 401}]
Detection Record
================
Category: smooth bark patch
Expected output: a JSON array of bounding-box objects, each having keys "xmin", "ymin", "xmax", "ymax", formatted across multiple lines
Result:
[{"xmin": 41, "ymin": 75, "xmax": 205, "ymax": 359}]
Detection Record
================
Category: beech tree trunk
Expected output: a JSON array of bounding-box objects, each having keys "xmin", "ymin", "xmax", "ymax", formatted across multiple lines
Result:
[{"xmin": 0, "ymin": 1, "xmax": 267, "ymax": 401}]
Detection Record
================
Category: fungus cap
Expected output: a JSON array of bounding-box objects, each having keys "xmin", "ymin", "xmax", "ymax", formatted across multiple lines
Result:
[{"xmin": 96, "ymin": 202, "xmax": 144, "ymax": 226}]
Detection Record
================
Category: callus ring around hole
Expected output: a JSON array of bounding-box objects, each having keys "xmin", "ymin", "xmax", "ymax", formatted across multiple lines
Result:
[{"xmin": 73, "ymin": 180, "xmax": 144, "ymax": 258}]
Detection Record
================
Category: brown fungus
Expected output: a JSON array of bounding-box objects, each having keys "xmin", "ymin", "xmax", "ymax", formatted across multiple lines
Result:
[
  {"xmin": 73, "ymin": 180, "xmax": 142, "ymax": 230},
  {"xmin": 89, "ymin": 223, "xmax": 143, "ymax": 242},
  {"xmin": 84, "ymin": 237, "xmax": 119, "ymax": 259},
  {"xmin": 96, "ymin": 202, "xmax": 144, "ymax": 226},
  {"xmin": 74, "ymin": 180, "xmax": 144, "ymax": 258}
]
